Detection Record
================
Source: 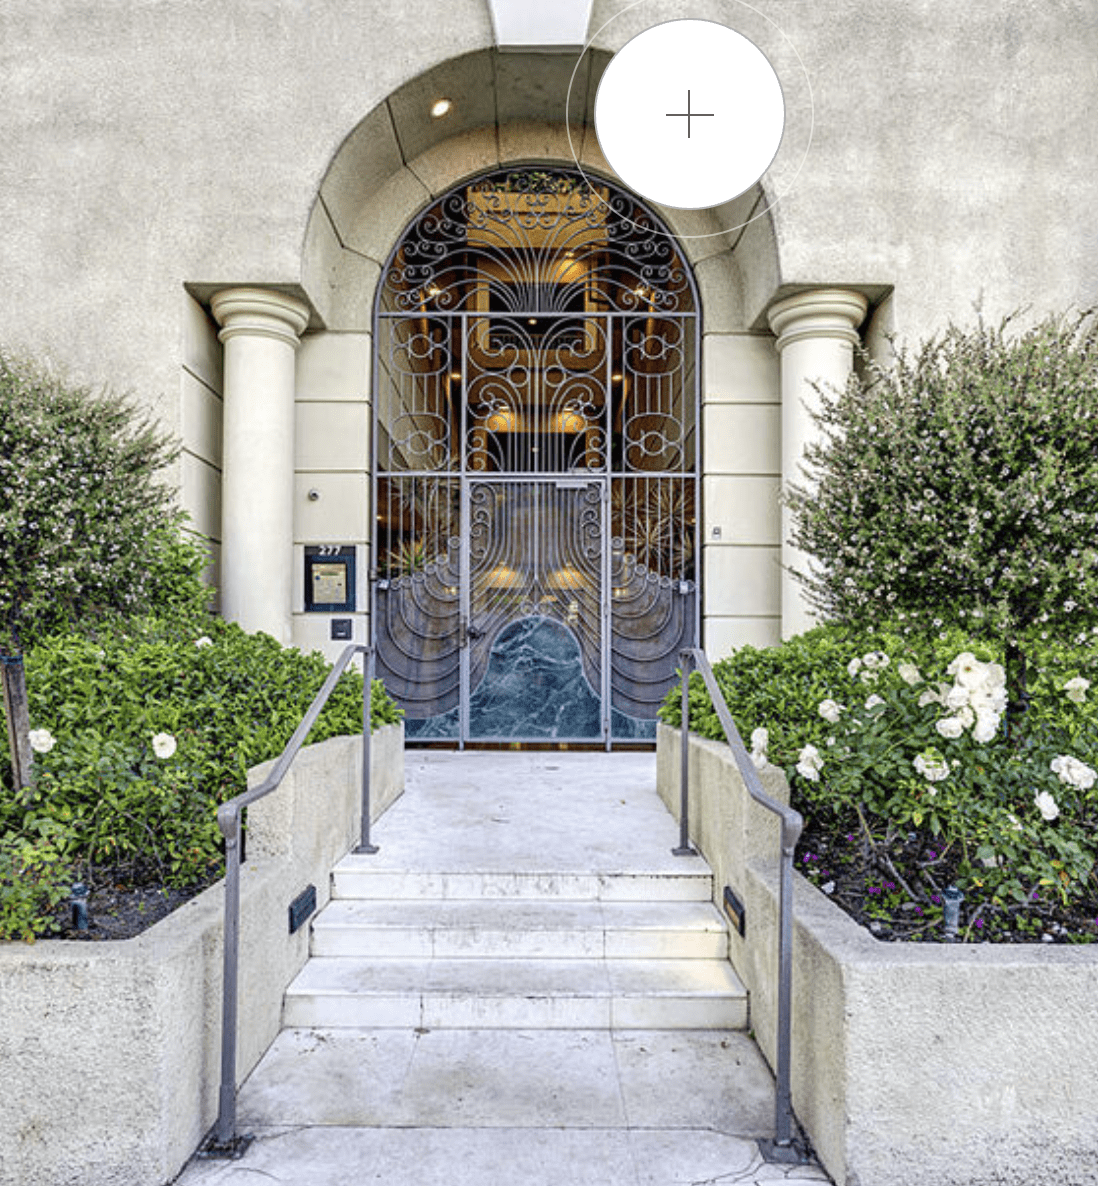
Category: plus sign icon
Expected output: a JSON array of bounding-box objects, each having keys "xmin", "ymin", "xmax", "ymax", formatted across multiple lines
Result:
[{"xmin": 594, "ymin": 19, "xmax": 785, "ymax": 210}]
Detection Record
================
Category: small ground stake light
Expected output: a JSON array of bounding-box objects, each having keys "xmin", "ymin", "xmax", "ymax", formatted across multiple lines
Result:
[
  {"xmin": 71, "ymin": 882, "xmax": 89, "ymax": 932},
  {"xmin": 942, "ymin": 885, "xmax": 963, "ymax": 942}
]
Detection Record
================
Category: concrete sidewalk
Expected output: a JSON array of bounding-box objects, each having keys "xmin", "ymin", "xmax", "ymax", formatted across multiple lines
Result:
[{"xmin": 175, "ymin": 751, "xmax": 831, "ymax": 1186}]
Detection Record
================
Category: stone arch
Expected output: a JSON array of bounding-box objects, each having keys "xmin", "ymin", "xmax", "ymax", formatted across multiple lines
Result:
[{"xmin": 299, "ymin": 48, "xmax": 782, "ymax": 336}]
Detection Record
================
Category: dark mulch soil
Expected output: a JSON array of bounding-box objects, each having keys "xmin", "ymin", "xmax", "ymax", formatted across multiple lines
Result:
[
  {"xmin": 49, "ymin": 863, "xmax": 222, "ymax": 941},
  {"xmin": 797, "ymin": 814, "xmax": 1098, "ymax": 944}
]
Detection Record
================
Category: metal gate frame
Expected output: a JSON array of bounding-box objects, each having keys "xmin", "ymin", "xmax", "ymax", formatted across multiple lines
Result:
[{"xmin": 370, "ymin": 169, "xmax": 701, "ymax": 748}]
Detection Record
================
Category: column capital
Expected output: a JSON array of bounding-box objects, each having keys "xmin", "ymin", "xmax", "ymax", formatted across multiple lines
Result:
[
  {"xmin": 211, "ymin": 287, "xmax": 310, "ymax": 348},
  {"xmin": 767, "ymin": 288, "xmax": 868, "ymax": 353}
]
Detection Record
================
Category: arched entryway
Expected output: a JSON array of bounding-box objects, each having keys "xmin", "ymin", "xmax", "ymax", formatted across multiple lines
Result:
[{"xmin": 372, "ymin": 166, "xmax": 699, "ymax": 745}]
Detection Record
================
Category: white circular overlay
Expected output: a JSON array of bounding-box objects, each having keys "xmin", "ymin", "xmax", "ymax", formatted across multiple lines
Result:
[{"xmin": 594, "ymin": 19, "xmax": 785, "ymax": 210}]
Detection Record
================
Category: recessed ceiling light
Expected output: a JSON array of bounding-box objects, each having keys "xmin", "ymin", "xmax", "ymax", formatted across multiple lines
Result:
[{"xmin": 431, "ymin": 98, "xmax": 453, "ymax": 118}]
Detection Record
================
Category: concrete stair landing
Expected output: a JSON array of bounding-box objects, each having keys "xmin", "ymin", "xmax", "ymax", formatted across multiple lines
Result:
[{"xmin": 178, "ymin": 751, "xmax": 828, "ymax": 1186}]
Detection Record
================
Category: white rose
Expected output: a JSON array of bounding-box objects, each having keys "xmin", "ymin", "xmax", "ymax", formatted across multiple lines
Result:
[
  {"xmin": 1034, "ymin": 790, "xmax": 1060, "ymax": 821},
  {"xmin": 985, "ymin": 663, "xmax": 1007, "ymax": 689},
  {"xmin": 971, "ymin": 712, "xmax": 1000, "ymax": 744},
  {"xmin": 862, "ymin": 651, "xmax": 890, "ymax": 671},
  {"xmin": 847, "ymin": 657, "xmax": 862, "ymax": 677},
  {"xmin": 1063, "ymin": 677, "xmax": 1090, "ymax": 704},
  {"xmin": 944, "ymin": 684, "xmax": 971, "ymax": 710},
  {"xmin": 970, "ymin": 685, "xmax": 1007, "ymax": 715},
  {"xmin": 947, "ymin": 651, "xmax": 977, "ymax": 678},
  {"xmin": 864, "ymin": 694, "xmax": 885, "ymax": 710},
  {"xmin": 956, "ymin": 705, "xmax": 975, "ymax": 728},
  {"xmin": 195, "ymin": 635, "xmax": 214, "ymax": 648},
  {"xmin": 818, "ymin": 699, "xmax": 843, "ymax": 724},
  {"xmin": 796, "ymin": 744, "xmax": 823, "ymax": 781},
  {"xmin": 28, "ymin": 728, "xmax": 56, "ymax": 754},
  {"xmin": 152, "ymin": 732, "xmax": 178, "ymax": 760},
  {"xmin": 913, "ymin": 752, "xmax": 950, "ymax": 782},
  {"xmin": 898, "ymin": 662, "xmax": 922, "ymax": 686},
  {"xmin": 935, "ymin": 716, "xmax": 965, "ymax": 739},
  {"xmin": 1050, "ymin": 755, "xmax": 1097, "ymax": 791},
  {"xmin": 918, "ymin": 688, "xmax": 941, "ymax": 708}
]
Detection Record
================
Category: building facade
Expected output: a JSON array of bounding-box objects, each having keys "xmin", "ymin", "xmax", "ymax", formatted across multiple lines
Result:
[{"xmin": 2, "ymin": 0, "xmax": 1095, "ymax": 740}]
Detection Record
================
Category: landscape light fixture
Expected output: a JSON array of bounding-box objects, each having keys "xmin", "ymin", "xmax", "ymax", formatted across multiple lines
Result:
[{"xmin": 430, "ymin": 97, "xmax": 453, "ymax": 118}]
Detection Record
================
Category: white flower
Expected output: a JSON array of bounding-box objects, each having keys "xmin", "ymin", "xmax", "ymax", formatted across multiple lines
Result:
[
  {"xmin": 972, "ymin": 712, "xmax": 1000, "ymax": 744},
  {"xmin": 864, "ymin": 694, "xmax": 885, "ymax": 710},
  {"xmin": 859, "ymin": 669, "xmax": 879, "ymax": 684},
  {"xmin": 944, "ymin": 684, "xmax": 971, "ymax": 710},
  {"xmin": 152, "ymin": 732, "xmax": 178, "ymax": 760},
  {"xmin": 918, "ymin": 687, "xmax": 941, "ymax": 708},
  {"xmin": 970, "ymin": 685, "xmax": 1008, "ymax": 715},
  {"xmin": 949, "ymin": 652, "xmax": 984, "ymax": 689},
  {"xmin": 956, "ymin": 705, "xmax": 975, "ymax": 728},
  {"xmin": 195, "ymin": 635, "xmax": 213, "ymax": 648},
  {"xmin": 28, "ymin": 728, "xmax": 56, "ymax": 754},
  {"xmin": 1050, "ymin": 755, "xmax": 1097, "ymax": 791},
  {"xmin": 898, "ymin": 662, "xmax": 922, "ymax": 685},
  {"xmin": 862, "ymin": 651, "xmax": 890, "ymax": 671},
  {"xmin": 749, "ymin": 727, "xmax": 769, "ymax": 770},
  {"xmin": 935, "ymin": 716, "xmax": 965, "ymax": 739},
  {"xmin": 796, "ymin": 744, "xmax": 823, "ymax": 782},
  {"xmin": 1007, "ymin": 813, "xmax": 1024, "ymax": 833},
  {"xmin": 818, "ymin": 699, "xmax": 843, "ymax": 724},
  {"xmin": 1034, "ymin": 790, "xmax": 1060, "ymax": 821},
  {"xmin": 985, "ymin": 663, "xmax": 1007, "ymax": 689},
  {"xmin": 1063, "ymin": 677, "xmax": 1090, "ymax": 704},
  {"xmin": 847, "ymin": 657, "xmax": 862, "ymax": 677},
  {"xmin": 913, "ymin": 752, "xmax": 950, "ymax": 782}
]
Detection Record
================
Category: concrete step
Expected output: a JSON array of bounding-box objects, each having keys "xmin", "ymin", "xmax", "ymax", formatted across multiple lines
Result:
[
  {"xmin": 283, "ymin": 956, "xmax": 748, "ymax": 1030},
  {"xmin": 329, "ymin": 860, "xmax": 714, "ymax": 903},
  {"xmin": 310, "ymin": 899, "xmax": 730, "ymax": 960}
]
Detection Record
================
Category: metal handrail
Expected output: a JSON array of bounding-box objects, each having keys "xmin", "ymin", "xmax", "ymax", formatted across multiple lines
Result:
[
  {"xmin": 207, "ymin": 643, "xmax": 378, "ymax": 1154},
  {"xmin": 677, "ymin": 647, "xmax": 803, "ymax": 1159}
]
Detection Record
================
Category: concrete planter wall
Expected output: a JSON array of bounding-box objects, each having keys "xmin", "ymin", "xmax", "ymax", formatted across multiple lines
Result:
[
  {"xmin": 657, "ymin": 723, "xmax": 1098, "ymax": 1186},
  {"xmin": 0, "ymin": 723, "xmax": 403, "ymax": 1186}
]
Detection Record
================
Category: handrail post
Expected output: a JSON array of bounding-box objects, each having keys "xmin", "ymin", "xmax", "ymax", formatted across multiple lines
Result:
[
  {"xmin": 209, "ymin": 807, "xmax": 250, "ymax": 1155},
  {"xmin": 356, "ymin": 644, "xmax": 379, "ymax": 854},
  {"xmin": 774, "ymin": 819, "xmax": 796, "ymax": 1150},
  {"xmin": 673, "ymin": 650, "xmax": 695, "ymax": 856}
]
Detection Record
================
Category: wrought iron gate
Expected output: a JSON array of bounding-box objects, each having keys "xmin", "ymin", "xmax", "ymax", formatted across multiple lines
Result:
[{"xmin": 372, "ymin": 168, "xmax": 698, "ymax": 745}]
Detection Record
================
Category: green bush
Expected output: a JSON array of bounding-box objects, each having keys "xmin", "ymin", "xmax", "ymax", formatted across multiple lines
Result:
[
  {"xmin": 785, "ymin": 313, "xmax": 1098, "ymax": 725},
  {"xmin": 0, "ymin": 352, "xmax": 182, "ymax": 651},
  {"xmin": 0, "ymin": 618, "xmax": 402, "ymax": 937},
  {"xmin": 662, "ymin": 624, "xmax": 1098, "ymax": 939}
]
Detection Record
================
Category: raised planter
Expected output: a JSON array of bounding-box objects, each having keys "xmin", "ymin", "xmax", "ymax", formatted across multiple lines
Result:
[
  {"xmin": 657, "ymin": 723, "xmax": 1098, "ymax": 1186},
  {"xmin": 0, "ymin": 723, "xmax": 403, "ymax": 1186}
]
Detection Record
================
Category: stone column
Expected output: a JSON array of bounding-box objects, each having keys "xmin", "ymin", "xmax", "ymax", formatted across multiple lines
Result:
[
  {"xmin": 768, "ymin": 289, "xmax": 868, "ymax": 639},
  {"xmin": 211, "ymin": 287, "xmax": 310, "ymax": 644}
]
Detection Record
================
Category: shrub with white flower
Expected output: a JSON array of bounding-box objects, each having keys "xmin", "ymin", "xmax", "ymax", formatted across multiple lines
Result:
[
  {"xmin": 28, "ymin": 727, "xmax": 56, "ymax": 754},
  {"xmin": 786, "ymin": 312, "xmax": 1098, "ymax": 743},
  {"xmin": 1063, "ymin": 677, "xmax": 1090, "ymax": 704},
  {"xmin": 151, "ymin": 732, "xmax": 178, "ymax": 760}
]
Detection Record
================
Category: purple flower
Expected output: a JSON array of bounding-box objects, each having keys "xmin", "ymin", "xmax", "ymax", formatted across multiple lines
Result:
[
  {"xmin": 932, "ymin": 894, "xmax": 942, "ymax": 905},
  {"xmin": 975, "ymin": 919, "xmax": 985, "ymax": 929}
]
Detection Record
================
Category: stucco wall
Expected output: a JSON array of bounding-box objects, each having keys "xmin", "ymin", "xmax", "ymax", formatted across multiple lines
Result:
[
  {"xmin": 3, "ymin": 1, "xmax": 1095, "ymax": 418},
  {"xmin": 657, "ymin": 724, "xmax": 1098, "ymax": 1186},
  {"xmin": 0, "ymin": 725, "xmax": 403, "ymax": 1186}
]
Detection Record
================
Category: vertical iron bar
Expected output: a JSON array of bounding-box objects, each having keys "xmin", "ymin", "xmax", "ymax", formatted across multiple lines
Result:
[
  {"xmin": 357, "ymin": 645, "xmax": 378, "ymax": 854},
  {"xmin": 673, "ymin": 651, "xmax": 694, "ymax": 856},
  {"xmin": 774, "ymin": 823, "xmax": 795, "ymax": 1147},
  {"xmin": 214, "ymin": 812, "xmax": 241, "ymax": 1147}
]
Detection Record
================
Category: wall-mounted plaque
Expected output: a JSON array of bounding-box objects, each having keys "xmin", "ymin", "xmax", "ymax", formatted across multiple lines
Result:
[{"xmin": 304, "ymin": 545, "xmax": 356, "ymax": 613}]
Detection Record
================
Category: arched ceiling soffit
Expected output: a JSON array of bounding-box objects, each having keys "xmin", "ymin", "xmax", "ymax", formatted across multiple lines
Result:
[{"xmin": 301, "ymin": 47, "xmax": 779, "ymax": 332}]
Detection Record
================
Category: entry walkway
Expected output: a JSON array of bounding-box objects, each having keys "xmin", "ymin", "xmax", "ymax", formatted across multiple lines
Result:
[{"xmin": 177, "ymin": 751, "xmax": 830, "ymax": 1186}]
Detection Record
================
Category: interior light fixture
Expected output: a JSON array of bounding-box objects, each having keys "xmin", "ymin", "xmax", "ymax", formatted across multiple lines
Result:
[
  {"xmin": 431, "ymin": 98, "xmax": 453, "ymax": 118},
  {"xmin": 611, "ymin": 372, "xmax": 623, "ymax": 382}
]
